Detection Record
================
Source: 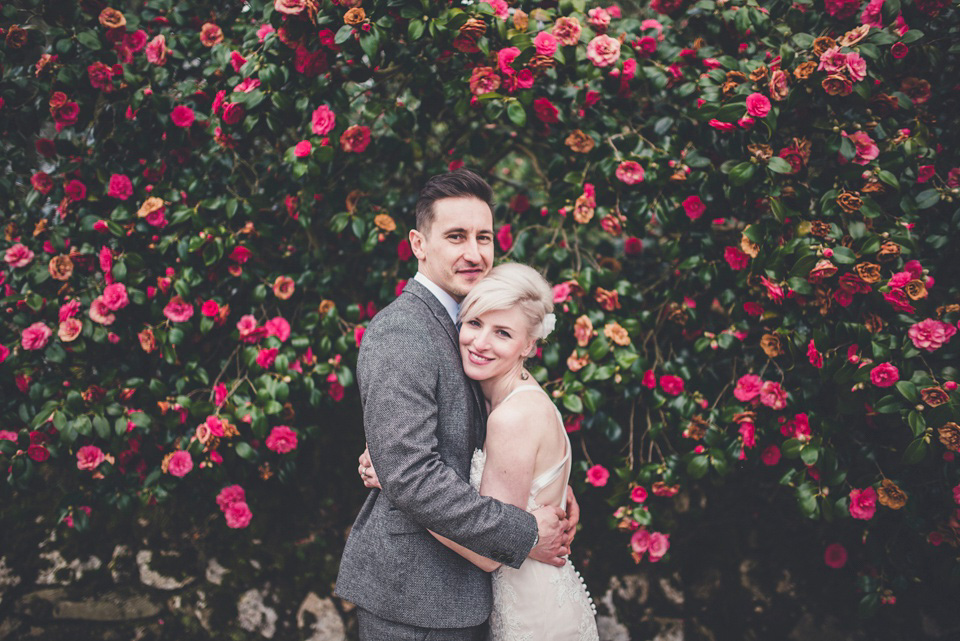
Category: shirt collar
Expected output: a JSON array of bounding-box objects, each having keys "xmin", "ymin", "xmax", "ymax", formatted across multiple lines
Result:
[{"xmin": 414, "ymin": 272, "xmax": 460, "ymax": 325}]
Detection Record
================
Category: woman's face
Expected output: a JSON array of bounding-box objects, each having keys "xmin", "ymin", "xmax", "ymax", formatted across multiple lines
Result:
[{"xmin": 459, "ymin": 306, "xmax": 536, "ymax": 382}]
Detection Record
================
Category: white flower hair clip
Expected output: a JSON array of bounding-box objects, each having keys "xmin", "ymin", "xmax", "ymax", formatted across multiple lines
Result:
[{"xmin": 539, "ymin": 313, "xmax": 557, "ymax": 340}]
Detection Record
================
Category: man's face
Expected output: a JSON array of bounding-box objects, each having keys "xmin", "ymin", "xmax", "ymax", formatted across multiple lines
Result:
[{"xmin": 410, "ymin": 197, "xmax": 494, "ymax": 301}]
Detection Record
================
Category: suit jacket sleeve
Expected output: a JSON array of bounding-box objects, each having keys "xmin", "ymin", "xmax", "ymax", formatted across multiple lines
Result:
[{"xmin": 359, "ymin": 313, "xmax": 537, "ymax": 569}]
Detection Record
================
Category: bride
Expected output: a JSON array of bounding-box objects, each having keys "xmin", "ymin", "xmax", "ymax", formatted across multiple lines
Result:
[{"xmin": 366, "ymin": 263, "xmax": 599, "ymax": 640}]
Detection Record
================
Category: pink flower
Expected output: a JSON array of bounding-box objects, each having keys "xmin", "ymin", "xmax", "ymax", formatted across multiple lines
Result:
[
  {"xmin": 818, "ymin": 47, "xmax": 848, "ymax": 74},
  {"xmin": 340, "ymin": 125, "xmax": 371, "ymax": 153},
  {"xmin": 843, "ymin": 130, "xmax": 879, "ymax": 165},
  {"xmin": 201, "ymin": 300, "xmax": 220, "ymax": 317},
  {"xmin": 311, "ymin": 105, "xmax": 336, "ymax": 136},
  {"xmin": 825, "ymin": 0, "xmax": 861, "ymax": 20},
  {"xmin": 869, "ymin": 363, "xmax": 899, "ymax": 387},
  {"xmin": 734, "ymin": 374, "xmax": 763, "ymax": 402},
  {"xmin": 849, "ymin": 487, "xmax": 877, "ymax": 520},
  {"xmin": 497, "ymin": 47, "xmax": 520, "ymax": 75},
  {"xmin": 64, "ymin": 180, "xmax": 87, "ymax": 201},
  {"xmin": 102, "ymin": 283, "xmax": 129, "ymax": 311},
  {"xmin": 145, "ymin": 35, "xmax": 168, "ymax": 65},
  {"xmin": 256, "ymin": 347, "xmax": 279, "ymax": 368},
  {"xmin": 76, "ymin": 445, "xmax": 106, "ymax": 470},
  {"xmin": 552, "ymin": 16, "xmax": 582, "ymax": 46},
  {"xmin": 216, "ymin": 484, "xmax": 246, "ymax": 511},
  {"xmin": 724, "ymin": 246, "xmax": 749, "ymax": 270},
  {"xmin": 294, "ymin": 140, "xmax": 312, "ymax": 157},
  {"xmin": 739, "ymin": 421, "xmax": 756, "ymax": 448},
  {"xmin": 224, "ymin": 501, "xmax": 253, "ymax": 528},
  {"xmin": 624, "ymin": 237, "xmax": 643, "ymax": 256},
  {"xmin": 882, "ymin": 289, "xmax": 915, "ymax": 314},
  {"xmin": 659, "ymin": 375, "xmax": 685, "ymax": 395},
  {"xmin": 647, "ymin": 531, "xmax": 670, "ymax": 562},
  {"xmin": 761, "ymin": 445, "xmax": 781, "ymax": 466},
  {"xmin": 533, "ymin": 31, "xmax": 558, "ymax": 57},
  {"xmin": 266, "ymin": 425, "xmax": 299, "ymax": 453},
  {"xmin": 265, "ymin": 316, "xmax": 291, "ymax": 342},
  {"xmin": 891, "ymin": 42, "xmax": 908, "ymax": 59},
  {"xmin": 0, "ymin": 430, "xmax": 18, "ymax": 441},
  {"xmin": 682, "ymin": 195, "xmax": 705, "ymax": 220},
  {"xmin": 824, "ymin": 543, "xmax": 848, "ymax": 569},
  {"xmin": 630, "ymin": 486, "xmax": 648, "ymax": 503},
  {"xmin": 107, "ymin": 174, "xmax": 133, "ymax": 200},
  {"xmin": 586, "ymin": 464, "xmax": 610, "ymax": 487},
  {"xmin": 230, "ymin": 51, "xmax": 247, "ymax": 73},
  {"xmin": 845, "ymin": 52, "xmax": 867, "ymax": 82},
  {"xmin": 164, "ymin": 296, "xmax": 195, "ymax": 323},
  {"xmin": 953, "ymin": 483, "xmax": 960, "ymax": 505},
  {"xmin": 89, "ymin": 297, "xmax": 116, "ymax": 325},
  {"xmin": 908, "ymin": 319, "xmax": 956, "ymax": 351},
  {"xmin": 615, "ymin": 161, "xmax": 645, "ymax": 185},
  {"xmin": 234, "ymin": 77, "xmax": 261, "ymax": 93},
  {"xmin": 28, "ymin": 445, "xmax": 49, "ymax": 462},
  {"xmin": 167, "ymin": 450, "xmax": 194, "ymax": 477},
  {"xmin": 31, "ymin": 172, "xmax": 53, "ymax": 194},
  {"xmin": 708, "ymin": 119, "xmax": 736, "ymax": 131},
  {"xmin": 171, "ymin": 105, "xmax": 195, "ymax": 128},
  {"xmin": 21, "ymin": 322, "xmax": 52, "ymax": 350},
  {"xmin": 759, "ymin": 276, "xmax": 785, "ymax": 304},
  {"xmin": 588, "ymin": 7, "xmax": 612, "ymax": 31},
  {"xmin": 221, "ymin": 102, "xmax": 246, "ymax": 125},
  {"xmin": 215, "ymin": 382, "xmax": 229, "ymax": 407},
  {"xmin": 630, "ymin": 529, "xmax": 651, "ymax": 555},
  {"xmin": 586, "ymin": 35, "xmax": 621, "ymax": 67},
  {"xmin": 745, "ymin": 92, "xmax": 771, "ymax": 118},
  {"xmin": 807, "ymin": 339, "xmax": 824, "ymax": 369},
  {"xmin": 354, "ymin": 325, "xmax": 366, "ymax": 345},
  {"xmin": 642, "ymin": 369, "xmax": 657, "ymax": 389},
  {"xmin": 533, "ymin": 97, "xmax": 559, "ymax": 124},
  {"xmin": 257, "ymin": 24, "xmax": 275, "ymax": 42},
  {"xmin": 5, "ymin": 243, "xmax": 34, "ymax": 268},
  {"xmin": 552, "ymin": 282, "xmax": 573, "ymax": 303},
  {"xmin": 759, "ymin": 381, "xmax": 787, "ymax": 409},
  {"xmin": 917, "ymin": 165, "xmax": 935, "ymax": 183},
  {"xmin": 496, "ymin": 225, "xmax": 513, "ymax": 251}
]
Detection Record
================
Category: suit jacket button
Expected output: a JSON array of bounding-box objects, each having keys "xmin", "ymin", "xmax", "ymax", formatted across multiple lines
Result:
[{"xmin": 504, "ymin": 555, "xmax": 514, "ymax": 565}]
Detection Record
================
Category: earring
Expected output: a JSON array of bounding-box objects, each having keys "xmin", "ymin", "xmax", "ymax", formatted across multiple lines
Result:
[{"xmin": 520, "ymin": 370, "xmax": 529, "ymax": 380}]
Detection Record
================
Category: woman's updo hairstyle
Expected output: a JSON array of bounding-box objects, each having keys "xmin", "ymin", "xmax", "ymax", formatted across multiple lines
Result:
[{"xmin": 458, "ymin": 263, "xmax": 555, "ymax": 343}]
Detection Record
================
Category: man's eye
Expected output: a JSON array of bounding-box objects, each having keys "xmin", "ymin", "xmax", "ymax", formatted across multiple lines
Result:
[
  {"xmin": 478, "ymin": 235, "xmax": 492, "ymax": 243},
  {"xmin": 449, "ymin": 234, "xmax": 464, "ymax": 241}
]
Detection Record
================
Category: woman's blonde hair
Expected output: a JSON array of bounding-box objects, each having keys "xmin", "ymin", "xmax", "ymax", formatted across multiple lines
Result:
[{"xmin": 458, "ymin": 263, "xmax": 554, "ymax": 341}]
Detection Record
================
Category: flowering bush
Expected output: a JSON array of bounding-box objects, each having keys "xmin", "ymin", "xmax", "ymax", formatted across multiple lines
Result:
[{"xmin": 1, "ymin": 0, "xmax": 959, "ymax": 615}]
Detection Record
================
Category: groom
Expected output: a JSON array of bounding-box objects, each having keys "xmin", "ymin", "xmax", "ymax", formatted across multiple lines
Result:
[{"xmin": 335, "ymin": 169, "xmax": 576, "ymax": 639}]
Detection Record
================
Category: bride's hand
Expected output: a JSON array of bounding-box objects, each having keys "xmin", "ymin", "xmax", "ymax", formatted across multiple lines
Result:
[
  {"xmin": 358, "ymin": 445, "xmax": 381, "ymax": 489},
  {"xmin": 562, "ymin": 485, "xmax": 580, "ymax": 548}
]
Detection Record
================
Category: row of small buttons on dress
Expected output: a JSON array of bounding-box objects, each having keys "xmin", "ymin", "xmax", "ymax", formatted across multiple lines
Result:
[{"xmin": 575, "ymin": 568, "xmax": 598, "ymax": 615}]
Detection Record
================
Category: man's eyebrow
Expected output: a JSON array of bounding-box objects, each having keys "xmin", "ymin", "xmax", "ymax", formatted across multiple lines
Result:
[{"xmin": 440, "ymin": 227, "xmax": 494, "ymax": 235}]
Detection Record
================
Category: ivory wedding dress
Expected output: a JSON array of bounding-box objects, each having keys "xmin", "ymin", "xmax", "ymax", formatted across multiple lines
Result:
[{"xmin": 470, "ymin": 386, "xmax": 599, "ymax": 641}]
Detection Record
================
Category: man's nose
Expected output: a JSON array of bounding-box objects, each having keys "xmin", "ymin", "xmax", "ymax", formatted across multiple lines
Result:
[{"xmin": 462, "ymin": 236, "xmax": 481, "ymax": 263}]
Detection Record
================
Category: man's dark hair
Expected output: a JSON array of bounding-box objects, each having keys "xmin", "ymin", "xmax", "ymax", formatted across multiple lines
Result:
[{"xmin": 415, "ymin": 168, "xmax": 494, "ymax": 233}]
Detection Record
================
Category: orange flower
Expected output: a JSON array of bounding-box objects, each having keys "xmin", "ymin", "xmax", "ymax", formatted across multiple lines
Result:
[
  {"xmin": 200, "ymin": 22, "xmax": 224, "ymax": 47},
  {"xmin": 48, "ymin": 255, "xmax": 74, "ymax": 281},
  {"xmin": 567, "ymin": 350, "xmax": 590, "ymax": 372},
  {"xmin": 595, "ymin": 287, "xmax": 621, "ymax": 311},
  {"xmin": 573, "ymin": 193, "xmax": 595, "ymax": 224},
  {"xmin": 793, "ymin": 61, "xmax": 817, "ymax": 81},
  {"xmin": 273, "ymin": 276, "xmax": 295, "ymax": 300},
  {"xmin": 683, "ymin": 416, "xmax": 709, "ymax": 440},
  {"xmin": 854, "ymin": 263, "xmax": 882, "ymax": 283},
  {"xmin": 838, "ymin": 25, "xmax": 870, "ymax": 47},
  {"xmin": 318, "ymin": 299, "xmax": 336, "ymax": 315},
  {"xmin": 877, "ymin": 479, "xmax": 907, "ymax": 510},
  {"xmin": 137, "ymin": 197, "xmax": 165, "ymax": 218},
  {"xmin": 374, "ymin": 214, "xmax": 397, "ymax": 232},
  {"xmin": 760, "ymin": 333, "xmax": 783, "ymax": 358},
  {"xmin": 740, "ymin": 232, "xmax": 760, "ymax": 258},
  {"xmin": 604, "ymin": 322, "xmax": 630, "ymax": 346},
  {"xmin": 921, "ymin": 387, "xmax": 949, "ymax": 407},
  {"xmin": 812, "ymin": 36, "xmax": 837, "ymax": 57},
  {"xmin": 513, "ymin": 9, "xmax": 528, "ymax": 31},
  {"xmin": 138, "ymin": 328, "xmax": 157, "ymax": 353},
  {"xmin": 939, "ymin": 422, "xmax": 960, "ymax": 452},
  {"xmin": 345, "ymin": 189, "xmax": 364, "ymax": 213},
  {"xmin": 574, "ymin": 315, "xmax": 593, "ymax": 347},
  {"xmin": 877, "ymin": 241, "xmax": 901, "ymax": 261},
  {"xmin": 836, "ymin": 190, "xmax": 862, "ymax": 213},
  {"xmin": 565, "ymin": 129, "xmax": 595, "ymax": 154},
  {"xmin": 344, "ymin": 7, "xmax": 366, "ymax": 25},
  {"xmin": 99, "ymin": 8, "xmax": 126, "ymax": 29},
  {"xmin": 904, "ymin": 279, "xmax": 928, "ymax": 300}
]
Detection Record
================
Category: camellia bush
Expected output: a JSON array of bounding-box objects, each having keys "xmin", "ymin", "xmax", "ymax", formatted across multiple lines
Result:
[{"xmin": 1, "ymin": 0, "xmax": 959, "ymax": 618}]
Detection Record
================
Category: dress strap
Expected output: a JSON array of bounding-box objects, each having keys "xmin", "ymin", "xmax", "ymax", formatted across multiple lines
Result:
[{"xmin": 498, "ymin": 384, "xmax": 549, "ymax": 405}]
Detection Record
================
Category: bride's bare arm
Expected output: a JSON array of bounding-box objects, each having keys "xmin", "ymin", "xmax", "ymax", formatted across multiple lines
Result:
[{"xmin": 428, "ymin": 404, "xmax": 542, "ymax": 572}]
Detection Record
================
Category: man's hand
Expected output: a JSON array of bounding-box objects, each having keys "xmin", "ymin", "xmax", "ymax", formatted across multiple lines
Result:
[
  {"xmin": 528, "ymin": 505, "xmax": 570, "ymax": 567},
  {"xmin": 358, "ymin": 445, "xmax": 381, "ymax": 489},
  {"xmin": 562, "ymin": 485, "xmax": 580, "ymax": 549}
]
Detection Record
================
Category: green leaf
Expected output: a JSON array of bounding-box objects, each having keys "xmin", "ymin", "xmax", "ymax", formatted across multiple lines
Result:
[
  {"xmin": 360, "ymin": 30, "xmax": 380, "ymax": 61},
  {"xmin": 507, "ymin": 102, "xmax": 526, "ymax": 127},
  {"xmin": 562, "ymin": 394, "xmax": 583, "ymax": 413},
  {"xmin": 907, "ymin": 410, "xmax": 925, "ymax": 437},
  {"xmin": 687, "ymin": 455, "xmax": 709, "ymax": 479},
  {"xmin": 873, "ymin": 395, "xmax": 901, "ymax": 414},
  {"xmin": 93, "ymin": 416, "xmax": 111, "ymax": 439},
  {"xmin": 729, "ymin": 162, "xmax": 756, "ymax": 186},
  {"xmin": 902, "ymin": 438, "xmax": 928, "ymax": 465},
  {"xmin": 236, "ymin": 442, "xmax": 258, "ymax": 461},
  {"xmin": 895, "ymin": 381, "xmax": 919, "ymax": 404},
  {"xmin": 334, "ymin": 25, "xmax": 354, "ymax": 45},
  {"xmin": 77, "ymin": 30, "xmax": 101, "ymax": 50},
  {"xmin": 832, "ymin": 247, "xmax": 856, "ymax": 264},
  {"xmin": 767, "ymin": 157, "xmax": 793, "ymax": 174},
  {"xmin": 915, "ymin": 189, "xmax": 940, "ymax": 210},
  {"xmin": 800, "ymin": 445, "xmax": 819, "ymax": 466}
]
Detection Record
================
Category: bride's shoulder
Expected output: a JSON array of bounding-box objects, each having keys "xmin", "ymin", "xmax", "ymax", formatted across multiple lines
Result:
[{"xmin": 487, "ymin": 389, "xmax": 556, "ymax": 436}]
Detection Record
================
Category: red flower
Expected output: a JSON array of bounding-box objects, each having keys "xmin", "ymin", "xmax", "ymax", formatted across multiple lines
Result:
[
  {"xmin": 64, "ymin": 180, "xmax": 87, "ymax": 201},
  {"xmin": 163, "ymin": 296, "xmax": 195, "ymax": 323},
  {"xmin": 891, "ymin": 42, "xmax": 908, "ymax": 59},
  {"xmin": 266, "ymin": 425, "xmax": 298, "ymax": 453},
  {"xmin": 497, "ymin": 224, "xmax": 513, "ymax": 251},
  {"xmin": 745, "ymin": 92, "xmax": 771, "ymax": 118},
  {"xmin": 682, "ymin": 195, "xmax": 705, "ymax": 220},
  {"xmin": 294, "ymin": 140, "xmax": 312, "ymax": 157},
  {"xmin": 586, "ymin": 464, "xmax": 610, "ymax": 487},
  {"xmin": 31, "ymin": 172, "xmax": 53, "ymax": 194},
  {"xmin": 849, "ymin": 487, "xmax": 877, "ymax": 520},
  {"xmin": 824, "ymin": 543, "xmax": 847, "ymax": 569},
  {"xmin": 624, "ymin": 237, "xmax": 643, "ymax": 256},
  {"xmin": 27, "ymin": 444, "xmax": 50, "ymax": 462},
  {"xmin": 869, "ymin": 363, "xmax": 899, "ymax": 387},
  {"xmin": 533, "ymin": 97, "xmax": 559, "ymax": 124},
  {"xmin": 87, "ymin": 61, "xmax": 115, "ymax": 92},
  {"xmin": 340, "ymin": 125, "xmax": 371, "ymax": 153},
  {"xmin": 761, "ymin": 445, "xmax": 780, "ymax": 466},
  {"xmin": 107, "ymin": 174, "xmax": 133, "ymax": 200},
  {"xmin": 724, "ymin": 246, "xmax": 749, "ymax": 270},
  {"xmin": 824, "ymin": 0, "xmax": 860, "ymax": 19},
  {"xmin": 659, "ymin": 375, "xmax": 685, "ymax": 395},
  {"xmin": 221, "ymin": 102, "xmax": 246, "ymax": 125},
  {"xmin": 256, "ymin": 347, "xmax": 278, "ymax": 368},
  {"xmin": 171, "ymin": 105, "xmax": 195, "ymax": 128}
]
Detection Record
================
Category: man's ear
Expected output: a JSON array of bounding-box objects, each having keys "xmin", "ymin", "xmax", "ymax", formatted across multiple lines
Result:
[{"xmin": 409, "ymin": 228, "xmax": 427, "ymax": 261}]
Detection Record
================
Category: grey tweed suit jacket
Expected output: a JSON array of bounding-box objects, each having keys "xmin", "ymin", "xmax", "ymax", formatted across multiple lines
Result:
[{"xmin": 334, "ymin": 279, "xmax": 538, "ymax": 629}]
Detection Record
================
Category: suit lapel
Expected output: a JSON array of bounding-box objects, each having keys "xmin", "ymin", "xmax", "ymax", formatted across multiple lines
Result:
[{"xmin": 404, "ymin": 280, "xmax": 487, "ymax": 429}]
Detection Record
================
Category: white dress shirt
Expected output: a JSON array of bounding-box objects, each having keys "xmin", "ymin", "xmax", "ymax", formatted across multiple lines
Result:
[{"xmin": 413, "ymin": 272, "xmax": 460, "ymax": 325}]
